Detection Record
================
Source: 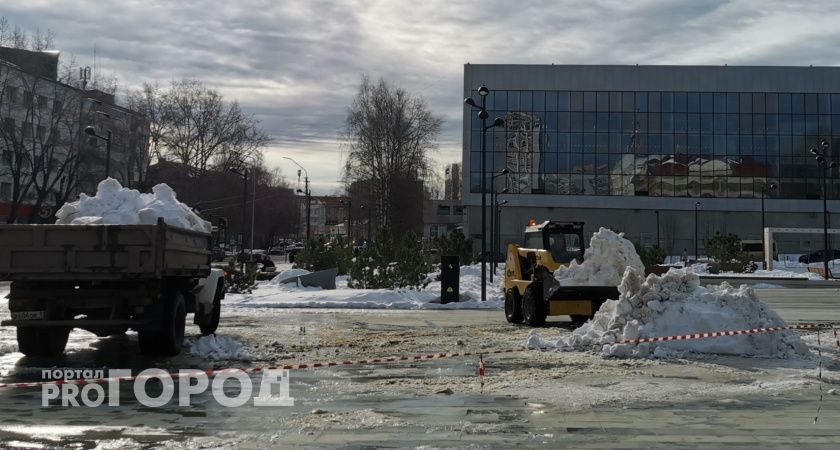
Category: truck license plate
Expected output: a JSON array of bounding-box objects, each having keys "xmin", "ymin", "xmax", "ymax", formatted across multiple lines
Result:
[{"xmin": 11, "ymin": 311, "xmax": 45, "ymax": 320}]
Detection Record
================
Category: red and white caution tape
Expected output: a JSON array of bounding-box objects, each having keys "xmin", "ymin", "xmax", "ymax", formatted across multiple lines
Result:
[
  {"xmin": 613, "ymin": 323, "xmax": 831, "ymax": 345},
  {"xmin": 0, "ymin": 348, "xmax": 526, "ymax": 390},
  {"xmin": 0, "ymin": 322, "xmax": 836, "ymax": 390}
]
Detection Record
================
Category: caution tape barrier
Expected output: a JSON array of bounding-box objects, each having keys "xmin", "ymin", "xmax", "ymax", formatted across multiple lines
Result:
[{"xmin": 0, "ymin": 322, "xmax": 836, "ymax": 390}]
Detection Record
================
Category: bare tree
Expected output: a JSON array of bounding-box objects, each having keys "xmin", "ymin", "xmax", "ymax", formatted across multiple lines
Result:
[
  {"xmin": 131, "ymin": 79, "xmax": 267, "ymax": 176},
  {"xmin": 342, "ymin": 75, "xmax": 441, "ymax": 235},
  {"xmin": 0, "ymin": 63, "xmax": 81, "ymax": 223},
  {"xmin": 0, "ymin": 17, "xmax": 55, "ymax": 51}
]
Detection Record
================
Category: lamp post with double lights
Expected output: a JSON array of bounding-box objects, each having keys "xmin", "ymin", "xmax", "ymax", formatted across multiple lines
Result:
[
  {"xmin": 284, "ymin": 157, "xmax": 311, "ymax": 241},
  {"xmin": 340, "ymin": 199, "xmax": 352, "ymax": 243},
  {"xmin": 489, "ymin": 178, "xmax": 508, "ymax": 277},
  {"xmin": 495, "ymin": 199, "xmax": 508, "ymax": 273},
  {"xmin": 809, "ymin": 141, "xmax": 837, "ymax": 279},
  {"xmin": 83, "ymin": 126, "xmax": 112, "ymax": 179},
  {"xmin": 654, "ymin": 210, "xmax": 660, "ymax": 248},
  {"xmin": 760, "ymin": 182, "xmax": 777, "ymax": 263},
  {"xmin": 464, "ymin": 86, "xmax": 505, "ymax": 301},
  {"xmin": 694, "ymin": 202, "xmax": 701, "ymax": 264}
]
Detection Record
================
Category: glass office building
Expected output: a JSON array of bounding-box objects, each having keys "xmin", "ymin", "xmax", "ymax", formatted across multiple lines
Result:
[{"xmin": 463, "ymin": 65, "xmax": 840, "ymax": 254}]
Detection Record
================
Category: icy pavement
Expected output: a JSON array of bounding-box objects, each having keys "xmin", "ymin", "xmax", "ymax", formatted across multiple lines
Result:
[{"xmin": 0, "ymin": 284, "xmax": 839, "ymax": 448}]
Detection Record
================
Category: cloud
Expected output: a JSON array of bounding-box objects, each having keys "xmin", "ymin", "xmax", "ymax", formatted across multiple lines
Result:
[{"xmin": 4, "ymin": 0, "xmax": 840, "ymax": 193}]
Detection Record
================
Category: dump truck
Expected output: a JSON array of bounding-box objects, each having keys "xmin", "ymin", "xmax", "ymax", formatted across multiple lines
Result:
[
  {"xmin": 0, "ymin": 218, "xmax": 225, "ymax": 357},
  {"xmin": 504, "ymin": 221, "xmax": 619, "ymax": 327}
]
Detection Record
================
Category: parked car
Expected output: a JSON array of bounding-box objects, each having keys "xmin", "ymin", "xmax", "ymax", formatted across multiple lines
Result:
[{"xmin": 798, "ymin": 249, "xmax": 840, "ymax": 264}]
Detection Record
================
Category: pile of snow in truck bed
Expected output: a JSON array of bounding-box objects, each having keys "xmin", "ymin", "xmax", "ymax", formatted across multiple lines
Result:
[
  {"xmin": 55, "ymin": 178, "xmax": 210, "ymax": 233},
  {"xmin": 553, "ymin": 227, "xmax": 644, "ymax": 286},
  {"xmin": 528, "ymin": 267, "xmax": 810, "ymax": 359}
]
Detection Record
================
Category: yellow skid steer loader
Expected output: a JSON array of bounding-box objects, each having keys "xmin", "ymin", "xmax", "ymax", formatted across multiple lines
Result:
[{"xmin": 504, "ymin": 221, "xmax": 619, "ymax": 327}]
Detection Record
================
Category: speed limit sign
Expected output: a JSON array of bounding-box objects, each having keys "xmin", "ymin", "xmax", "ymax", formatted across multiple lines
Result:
[{"xmin": 38, "ymin": 205, "xmax": 54, "ymax": 219}]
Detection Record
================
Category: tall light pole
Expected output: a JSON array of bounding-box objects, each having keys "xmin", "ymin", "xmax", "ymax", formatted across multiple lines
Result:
[
  {"xmin": 83, "ymin": 126, "xmax": 112, "ymax": 179},
  {"xmin": 760, "ymin": 182, "xmax": 777, "ymax": 264},
  {"xmin": 694, "ymin": 202, "xmax": 701, "ymax": 263},
  {"xmin": 490, "ymin": 180, "xmax": 508, "ymax": 276},
  {"xmin": 284, "ymin": 157, "xmax": 311, "ymax": 240},
  {"xmin": 654, "ymin": 210, "xmax": 660, "ymax": 248},
  {"xmin": 496, "ymin": 199, "xmax": 508, "ymax": 273},
  {"xmin": 810, "ymin": 141, "xmax": 837, "ymax": 279},
  {"xmin": 465, "ymin": 87, "xmax": 504, "ymax": 300},
  {"xmin": 341, "ymin": 199, "xmax": 352, "ymax": 243}
]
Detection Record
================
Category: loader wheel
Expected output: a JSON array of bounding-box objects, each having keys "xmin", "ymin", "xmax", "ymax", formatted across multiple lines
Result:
[
  {"xmin": 17, "ymin": 327, "xmax": 70, "ymax": 357},
  {"xmin": 504, "ymin": 289, "xmax": 523, "ymax": 324},
  {"xmin": 139, "ymin": 291, "xmax": 186, "ymax": 357},
  {"xmin": 522, "ymin": 284, "xmax": 546, "ymax": 327}
]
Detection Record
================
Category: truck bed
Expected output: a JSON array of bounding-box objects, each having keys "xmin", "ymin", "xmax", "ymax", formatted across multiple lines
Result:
[{"xmin": 0, "ymin": 219, "xmax": 210, "ymax": 281}]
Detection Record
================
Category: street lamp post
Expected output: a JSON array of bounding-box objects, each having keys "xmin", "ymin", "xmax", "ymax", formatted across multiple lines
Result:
[
  {"xmin": 654, "ymin": 210, "xmax": 660, "ymax": 248},
  {"xmin": 760, "ymin": 182, "xmax": 777, "ymax": 264},
  {"xmin": 694, "ymin": 202, "xmax": 701, "ymax": 263},
  {"xmin": 83, "ymin": 126, "xmax": 112, "ymax": 179},
  {"xmin": 341, "ymin": 199, "xmax": 352, "ymax": 243},
  {"xmin": 465, "ymin": 87, "xmax": 505, "ymax": 301},
  {"xmin": 810, "ymin": 141, "xmax": 837, "ymax": 279},
  {"xmin": 284, "ymin": 157, "xmax": 311, "ymax": 240},
  {"xmin": 489, "ymin": 169, "xmax": 509, "ymax": 280},
  {"xmin": 496, "ymin": 199, "xmax": 508, "ymax": 273}
]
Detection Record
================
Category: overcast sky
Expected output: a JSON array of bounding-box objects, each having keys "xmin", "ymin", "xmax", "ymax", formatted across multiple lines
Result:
[{"xmin": 5, "ymin": 0, "xmax": 840, "ymax": 193}]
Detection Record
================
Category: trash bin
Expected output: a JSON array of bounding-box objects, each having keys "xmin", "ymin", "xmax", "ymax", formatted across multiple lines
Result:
[{"xmin": 440, "ymin": 255, "xmax": 459, "ymax": 304}]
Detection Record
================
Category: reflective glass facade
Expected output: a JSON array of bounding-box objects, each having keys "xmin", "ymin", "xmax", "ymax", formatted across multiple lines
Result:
[{"xmin": 468, "ymin": 90, "xmax": 840, "ymax": 199}]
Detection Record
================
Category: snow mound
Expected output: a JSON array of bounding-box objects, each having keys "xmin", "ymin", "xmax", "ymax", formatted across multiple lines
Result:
[
  {"xmin": 553, "ymin": 228, "xmax": 644, "ymax": 286},
  {"xmin": 186, "ymin": 335, "xmax": 251, "ymax": 361},
  {"xmin": 55, "ymin": 178, "xmax": 210, "ymax": 233},
  {"xmin": 565, "ymin": 268, "xmax": 809, "ymax": 358},
  {"xmin": 269, "ymin": 268, "xmax": 312, "ymax": 284}
]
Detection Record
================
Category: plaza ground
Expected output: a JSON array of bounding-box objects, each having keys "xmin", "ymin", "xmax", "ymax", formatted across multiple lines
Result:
[{"xmin": 0, "ymin": 284, "xmax": 838, "ymax": 448}]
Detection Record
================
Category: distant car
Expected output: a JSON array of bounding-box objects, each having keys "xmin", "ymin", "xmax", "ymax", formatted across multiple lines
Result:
[{"xmin": 798, "ymin": 249, "xmax": 840, "ymax": 264}]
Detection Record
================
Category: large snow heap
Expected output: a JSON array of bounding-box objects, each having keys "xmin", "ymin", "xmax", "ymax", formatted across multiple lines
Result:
[
  {"xmin": 553, "ymin": 227, "xmax": 644, "ymax": 286},
  {"xmin": 566, "ymin": 268, "xmax": 810, "ymax": 358},
  {"xmin": 55, "ymin": 178, "xmax": 211, "ymax": 233}
]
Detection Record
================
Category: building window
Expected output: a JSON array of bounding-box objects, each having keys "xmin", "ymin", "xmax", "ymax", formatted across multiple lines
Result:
[
  {"xmin": 3, "ymin": 117, "xmax": 14, "ymax": 133},
  {"xmin": 0, "ymin": 182, "xmax": 11, "ymax": 201},
  {"xmin": 21, "ymin": 121, "xmax": 32, "ymax": 137},
  {"xmin": 454, "ymin": 206, "xmax": 464, "ymax": 215},
  {"xmin": 53, "ymin": 100, "xmax": 63, "ymax": 114},
  {"xmin": 437, "ymin": 205, "xmax": 451, "ymax": 216},
  {"xmin": 23, "ymin": 91, "xmax": 33, "ymax": 106}
]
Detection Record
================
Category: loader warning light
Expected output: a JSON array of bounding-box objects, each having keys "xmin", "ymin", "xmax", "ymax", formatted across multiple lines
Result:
[{"xmin": 528, "ymin": 219, "xmax": 537, "ymax": 226}]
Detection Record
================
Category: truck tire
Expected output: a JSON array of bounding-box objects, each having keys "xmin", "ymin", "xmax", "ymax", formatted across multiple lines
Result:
[
  {"xmin": 139, "ymin": 291, "xmax": 186, "ymax": 357},
  {"xmin": 17, "ymin": 327, "xmax": 70, "ymax": 357},
  {"xmin": 522, "ymin": 284, "xmax": 546, "ymax": 327},
  {"xmin": 198, "ymin": 280, "xmax": 223, "ymax": 335},
  {"xmin": 504, "ymin": 289, "xmax": 523, "ymax": 324}
]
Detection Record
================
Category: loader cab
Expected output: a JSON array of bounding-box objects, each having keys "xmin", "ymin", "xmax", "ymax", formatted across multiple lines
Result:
[{"xmin": 523, "ymin": 221, "xmax": 584, "ymax": 264}]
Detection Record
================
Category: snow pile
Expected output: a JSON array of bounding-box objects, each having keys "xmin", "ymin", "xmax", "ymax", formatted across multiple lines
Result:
[
  {"xmin": 564, "ymin": 268, "xmax": 809, "ymax": 358},
  {"xmin": 55, "ymin": 178, "xmax": 210, "ymax": 233},
  {"xmin": 228, "ymin": 263, "xmax": 504, "ymax": 310},
  {"xmin": 186, "ymin": 335, "xmax": 251, "ymax": 361},
  {"xmin": 553, "ymin": 228, "xmax": 644, "ymax": 286}
]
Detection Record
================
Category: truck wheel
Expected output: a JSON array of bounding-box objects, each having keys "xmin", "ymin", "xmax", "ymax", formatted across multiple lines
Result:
[
  {"xmin": 570, "ymin": 315, "xmax": 590, "ymax": 327},
  {"xmin": 139, "ymin": 292, "xmax": 186, "ymax": 357},
  {"xmin": 504, "ymin": 289, "xmax": 523, "ymax": 323},
  {"xmin": 17, "ymin": 327, "xmax": 70, "ymax": 357},
  {"xmin": 198, "ymin": 281, "xmax": 223, "ymax": 335},
  {"xmin": 522, "ymin": 284, "xmax": 546, "ymax": 327}
]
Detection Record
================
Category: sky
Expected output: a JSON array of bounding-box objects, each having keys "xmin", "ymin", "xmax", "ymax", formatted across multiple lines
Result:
[{"xmin": 4, "ymin": 0, "xmax": 840, "ymax": 194}]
